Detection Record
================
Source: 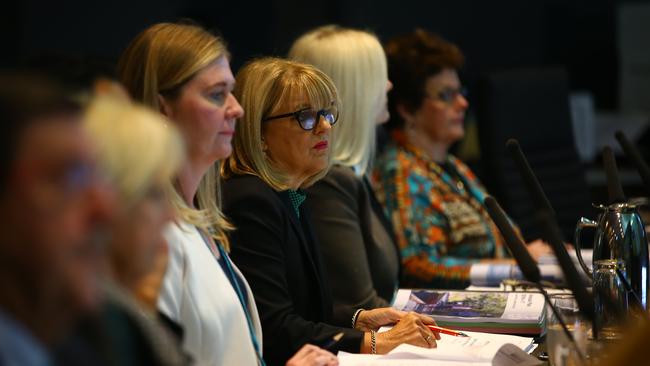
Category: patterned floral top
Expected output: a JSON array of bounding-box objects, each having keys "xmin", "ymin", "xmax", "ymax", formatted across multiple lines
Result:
[{"xmin": 373, "ymin": 131, "xmax": 507, "ymax": 289}]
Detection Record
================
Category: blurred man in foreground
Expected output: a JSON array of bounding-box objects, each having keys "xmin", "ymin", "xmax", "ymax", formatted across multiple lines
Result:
[{"xmin": 0, "ymin": 73, "xmax": 114, "ymax": 365}]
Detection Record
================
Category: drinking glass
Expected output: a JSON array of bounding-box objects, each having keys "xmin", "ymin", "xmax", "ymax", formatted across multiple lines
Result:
[{"xmin": 546, "ymin": 294, "xmax": 589, "ymax": 366}]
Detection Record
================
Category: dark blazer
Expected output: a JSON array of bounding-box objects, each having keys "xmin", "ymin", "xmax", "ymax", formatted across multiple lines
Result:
[
  {"xmin": 222, "ymin": 174, "xmax": 364, "ymax": 366},
  {"xmin": 55, "ymin": 283, "xmax": 189, "ymax": 366},
  {"xmin": 305, "ymin": 166, "xmax": 400, "ymax": 326}
]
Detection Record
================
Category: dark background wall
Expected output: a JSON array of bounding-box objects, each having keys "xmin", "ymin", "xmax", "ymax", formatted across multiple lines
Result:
[
  {"xmin": 4, "ymin": 0, "xmax": 649, "ymax": 240},
  {"xmin": 4, "ymin": 0, "xmax": 646, "ymax": 110}
]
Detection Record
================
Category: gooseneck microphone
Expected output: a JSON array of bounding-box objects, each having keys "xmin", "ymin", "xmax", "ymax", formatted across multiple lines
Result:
[
  {"xmin": 505, "ymin": 138, "xmax": 593, "ymax": 286},
  {"xmin": 484, "ymin": 196, "xmax": 540, "ymax": 283},
  {"xmin": 503, "ymin": 139, "xmax": 597, "ymax": 320},
  {"xmin": 484, "ymin": 196, "xmax": 586, "ymax": 363},
  {"xmin": 504, "ymin": 139, "xmax": 642, "ymax": 337},
  {"xmin": 534, "ymin": 210, "xmax": 595, "ymax": 323},
  {"xmin": 602, "ymin": 146, "xmax": 626, "ymax": 204},
  {"xmin": 601, "ymin": 146, "xmax": 646, "ymax": 310},
  {"xmin": 505, "ymin": 139, "xmax": 555, "ymax": 216},
  {"xmin": 615, "ymin": 130, "xmax": 650, "ymax": 197}
]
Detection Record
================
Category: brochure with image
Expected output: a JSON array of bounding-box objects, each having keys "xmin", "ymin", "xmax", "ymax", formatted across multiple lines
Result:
[{"xmin": 392, "ymin": 289, "xmax": 545, "ymax": 335}]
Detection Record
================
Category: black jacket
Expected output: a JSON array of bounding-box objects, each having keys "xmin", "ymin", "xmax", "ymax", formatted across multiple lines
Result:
[
  {"xmin": 223, "ymin": 174, "xmax": 363, "ymax": 366},
  {"xmin": 305, "ymin": 166, "xmax": 400, "ymax": 325}
]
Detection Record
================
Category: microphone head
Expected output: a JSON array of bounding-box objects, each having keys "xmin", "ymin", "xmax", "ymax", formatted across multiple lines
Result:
[
  {"xmin": 536, "ymin": 210, "xmax": 595, "ymax": 322},
  {"xmin": 484, "ymin": 196, "xmax": 541, "ymax": 283},
  {"xmin": 602, "ymin": 146, "xmax": 626, "ymax": 204}
]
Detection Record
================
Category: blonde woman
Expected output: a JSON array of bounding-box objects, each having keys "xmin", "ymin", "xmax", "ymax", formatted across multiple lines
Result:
[
  {"xmin": 117, "ymin": 22, "xmax": 338, "ymax": 366},
  {"xmin": 85, "ymin": 95, "xmax": 183, "ymax": 304},
  {"xmin": 288, "ymin": 25, "xmax": 400, "ymax": 325},
  {"xmin": 222, "ymin": 57, "xmax": 439, "ymax": 366},
  {"xmin": 82, "ymin": 95, "xmax": 187, "ymax": 365},
  {"xmin": 117, "ymin": 23, "xmax": 264, "ymax": 365}
]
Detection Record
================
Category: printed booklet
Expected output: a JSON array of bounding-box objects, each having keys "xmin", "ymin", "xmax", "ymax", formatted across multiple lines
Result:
[{"xmin": 392, "ymin": 289, "xmax": 545, "ymax": 335}]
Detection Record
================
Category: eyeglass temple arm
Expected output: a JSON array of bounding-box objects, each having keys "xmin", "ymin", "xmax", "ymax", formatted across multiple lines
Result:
[{"xmin": 262, "ymin": 112, "xmax": 295, "ymax": 122}]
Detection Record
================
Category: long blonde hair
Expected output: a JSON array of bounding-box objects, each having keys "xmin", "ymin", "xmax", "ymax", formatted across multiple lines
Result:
[
  {"xmin": 117, "ymin": 22, "xmax": 233, "ymax": 248},
  {"xmin": 222, "ymin": 57, "xmax": 340, "ymax": 191},
  {"xmin": 289, "ymin": 25, "xmax": 388, "ymax": 176}
]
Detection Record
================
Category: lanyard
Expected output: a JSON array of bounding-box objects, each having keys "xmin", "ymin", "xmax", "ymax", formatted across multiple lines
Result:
[{"xmin": 200, "ymin": 230, "xmax": 266, "ymax": 366}]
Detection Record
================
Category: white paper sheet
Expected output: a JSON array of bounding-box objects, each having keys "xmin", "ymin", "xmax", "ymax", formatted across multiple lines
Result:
[{"xmin": 338, "ymin": 330, "xmax": 538, "ymax": 366}]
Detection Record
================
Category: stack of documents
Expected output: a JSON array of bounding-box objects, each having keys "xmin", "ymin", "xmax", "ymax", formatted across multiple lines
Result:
[
  {"xmin": 338, "ymin": 330, "xmax": 541, "ymax": 365},
  {"xmin": 469, "ymin": 248, "xmax": 593, "ymax": 287}
]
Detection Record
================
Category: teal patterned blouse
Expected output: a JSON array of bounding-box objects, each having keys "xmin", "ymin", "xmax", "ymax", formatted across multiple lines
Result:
[{"xmin": 373, "ymin": 131, "xmax": 508, "ymax": 289}]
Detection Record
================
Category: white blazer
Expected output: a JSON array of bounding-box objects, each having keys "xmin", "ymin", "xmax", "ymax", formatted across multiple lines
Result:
[{"xmin": 158, "ymin": 221, "xmax": 263, "ymax": 366}]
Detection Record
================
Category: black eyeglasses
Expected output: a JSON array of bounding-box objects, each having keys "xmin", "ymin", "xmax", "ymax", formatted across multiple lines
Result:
[
  {"xmin": 427, "ymin": 87, "xmax": 468, "ymax": 104},
  {"xmin": 263, "ymin": 104, "xmax": 339, "ymax": 131}
]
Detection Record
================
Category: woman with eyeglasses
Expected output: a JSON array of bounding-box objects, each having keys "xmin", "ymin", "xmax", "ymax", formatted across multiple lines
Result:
[
  {"xmin": 287, "ymin": 26, "xmax": 400, "ymax": 325},
  {"xmin": 373, "ymin": 29, "xmax": 550, "ymax": 290},
  {"xmin": 117, "ymin": 23, "xmax": 339, "ymax": 366},
  {"xmin": 222, "ymin": 57, "xmax": 439, "ymax": 366}
]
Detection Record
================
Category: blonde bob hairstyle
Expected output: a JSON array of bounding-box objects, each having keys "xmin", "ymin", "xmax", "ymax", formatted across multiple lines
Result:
[
  {"xmin": 222, "ymin": 57, "xmax": 340, "ymax": 191},
  {"xmin": 117, "ymin": 22, "xmax": 233, "ymax": 248},
  {"xmin": 288, "ymin": 25, "xmax": 388, "ymax": 176},
  {"xmin": 84, "ymin": 95, "xmax": 185, "ymax": 207}
]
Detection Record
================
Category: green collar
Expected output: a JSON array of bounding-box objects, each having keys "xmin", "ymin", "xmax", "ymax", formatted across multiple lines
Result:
[{"xmin": 287, "ymin": 189, "xmax": 306, "ymax": 218}]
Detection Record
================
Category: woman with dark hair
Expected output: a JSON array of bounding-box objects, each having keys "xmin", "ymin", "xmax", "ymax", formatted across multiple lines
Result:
[{"xmin": 374, "ymin": 29, "xmax": 549, "ymax": 290}]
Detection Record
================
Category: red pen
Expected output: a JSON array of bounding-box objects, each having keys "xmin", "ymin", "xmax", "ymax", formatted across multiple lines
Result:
[{"xmin": 428, "ymin": 325, "xmax": 469, "ymax": 337}]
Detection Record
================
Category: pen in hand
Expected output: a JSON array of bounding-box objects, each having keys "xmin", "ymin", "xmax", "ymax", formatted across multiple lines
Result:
[
  {"xmin": 320, "ymin": 332, "xmax": 345, "ymax": 350},
  {"xmin": 428, "ymin": 325, "xmax": 469, "ymax": 337}
]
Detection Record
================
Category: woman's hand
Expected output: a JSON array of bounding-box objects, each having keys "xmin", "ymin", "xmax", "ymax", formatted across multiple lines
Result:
[
  {"xmin": 286, "ymin": 344, "xmax": 338, "ymax": 366},
  {"xmin": 355, "ymin": 308, "xmax": 407, "ymax": 331},
  {"xmin": 361, "ymin": 312, "xmax": 440, "ymax": 354},
  {"xmin": 526, "ymin": 239, "xmax": 552, "ymax": 261}
]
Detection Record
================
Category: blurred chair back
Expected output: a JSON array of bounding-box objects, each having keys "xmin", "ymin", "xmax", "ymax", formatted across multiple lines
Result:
[{"xmin": 476, "ymin": 67, "xmax": 594, "ymax": 241}]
